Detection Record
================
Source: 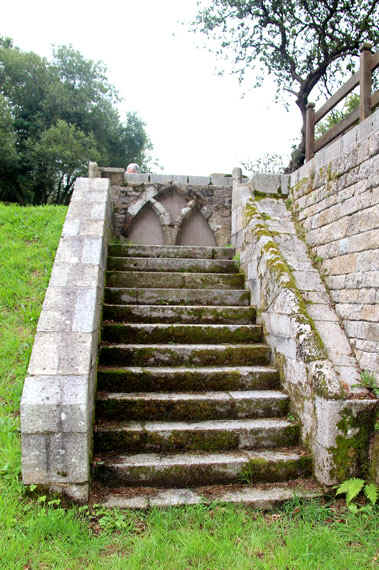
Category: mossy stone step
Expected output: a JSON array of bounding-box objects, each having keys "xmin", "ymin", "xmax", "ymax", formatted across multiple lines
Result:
[
  {"xmin": 94, "ymin": 449, "xmax": 312, "ymax": 488},
  {"xmin": 104, "ymin": 288, "xmax": 250, "ymax": 306},
  {"xmin": 94, "ymin": 418, "xmax": 300, "ymax": 453},
  {"xmin": 97, "ymin": 365, "xmax": 280, "ymax": 393},
  {"xmin": 102, "ymin": 304, "xmax": 257, "ymax": 325},
  {"xmin": 96, "ymin": 390, "xmax": 289, "ymax": 422},
  {"xmin": 108, "ymin": 256, "xmax": 238, "ymax": 274},
  {"xmin": 99, "ymin": 343, "xmax": 271, "ymax": 367},
  {"xmin": 106, "ymin": 271, "xmax": 245, "ymax": 290},
  {"xmin": 108, "ymin": 244, "xmax": 235, "ymax": 260},
  {"xmin": 99, "ymin": 482, "xmax": 323, "ymax": 509},
  {"xmin": 102, "ymin": 323, "xmax": 262, "ymax": 345}
]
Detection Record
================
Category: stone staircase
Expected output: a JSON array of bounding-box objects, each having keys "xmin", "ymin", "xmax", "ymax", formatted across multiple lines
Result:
[{"xmin": 92, "ymin": 244, "xmax": 320, "ymax": 508}]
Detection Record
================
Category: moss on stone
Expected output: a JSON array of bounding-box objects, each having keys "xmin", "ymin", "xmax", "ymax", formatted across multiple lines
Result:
[
  {"xmin": 327, "ymin": 163, "xmax": 337, "ymax": 182},
  {"xmin": 243, "ymin": 197, "xmax": 327, "ymax": 360},
  {"xmin": 240, "ymin": 454, "xmax": 312, "ymax": 484},
  {"xmin": 330, "ymin": 407, "xmax": 375, "ymax": 481},
  {"xmin": 254, "ymin": 190, "xmax": 284, "ymax": 201},
  {"xmin": 291, "ymin": 177, "xmax": 308, "ymax": 194}
]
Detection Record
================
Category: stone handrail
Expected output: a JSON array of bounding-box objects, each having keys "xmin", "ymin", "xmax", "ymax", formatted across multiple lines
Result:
[{"xmin": 21, "ymin": 177, "xmax": 112, "ymax": 502}]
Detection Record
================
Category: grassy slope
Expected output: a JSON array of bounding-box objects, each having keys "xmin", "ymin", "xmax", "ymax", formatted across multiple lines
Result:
[{"xmin": 0, "ymin": 202, "xmax": 377, "ymax": 569}]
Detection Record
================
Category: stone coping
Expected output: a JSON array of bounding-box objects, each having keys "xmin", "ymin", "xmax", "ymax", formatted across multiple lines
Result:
[
  {"xmin": 21, "ymin": 178, "xmax": 112, "ymax": 502},
  {"xmin": 88, "ymin": 162, "xmax": 243, "ymax": 188}
]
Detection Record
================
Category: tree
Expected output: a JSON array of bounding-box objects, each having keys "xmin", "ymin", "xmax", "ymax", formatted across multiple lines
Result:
[
  {"xmin": 193, "ymin": 0, "xmax": 379, "ymax": 169},
  {"xmin": 0, "ymin": 94, "xmax": 19, "ymax": 201},
  {"xmin": 0, "ymin": 38, "xmax": 153, "ymax": 203},
  {"xmin": 27, "ymin": 120, "xmax": 100, "ymax": 204},
  {"xmin": 242, "ymin": 151, "xmax": 286, "ymax": 175}
]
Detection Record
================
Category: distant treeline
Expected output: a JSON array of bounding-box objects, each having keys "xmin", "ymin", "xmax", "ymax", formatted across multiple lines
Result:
[{"xmin": 0, "ymin": 38, "xmax": 152, "ymax": 204}]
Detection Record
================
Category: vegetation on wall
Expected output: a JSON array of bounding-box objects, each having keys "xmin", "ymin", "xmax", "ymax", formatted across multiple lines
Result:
[
  {"xmin": 0, "ymin": 38, "xmax": 153, "ymax": 204},
  {"xmin": 192, "ymin": 0, "xmax": 379, "ymax": 170}
]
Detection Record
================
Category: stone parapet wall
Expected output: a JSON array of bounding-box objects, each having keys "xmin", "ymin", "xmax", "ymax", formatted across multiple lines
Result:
[
  {"xmin": 91, "ymin": 168, "xmax": 236, "ymax": 247},
  {"xmin": 89, "ymin": 163, "xmax": 236, "ymax": 188},
  {"xmin": 21, "ymin": 178, "xmax": 112, "ymax": 502},
  {"xmin": 288, "ymin": 110, "xmax": 379, "ymax": 374},
  {"xmin": 231, "ymin": 179, "xmax": 376, "ymax": 484}
]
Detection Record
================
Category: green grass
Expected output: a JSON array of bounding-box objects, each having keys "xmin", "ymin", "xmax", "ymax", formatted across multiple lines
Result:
[{"xmin": 0, "ymin": 202, "xmax": 378, "ymax": 569}]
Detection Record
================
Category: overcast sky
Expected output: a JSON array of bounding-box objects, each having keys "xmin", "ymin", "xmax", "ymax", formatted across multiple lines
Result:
[{"xmin": 2, "ymin": 0, "xmax": 302, "ymax": 175}]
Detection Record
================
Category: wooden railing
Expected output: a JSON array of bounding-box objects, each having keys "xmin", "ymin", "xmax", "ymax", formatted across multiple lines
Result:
[{"xmin": 306, "ymin": 44, "xmax": 379, "ymax": 161}]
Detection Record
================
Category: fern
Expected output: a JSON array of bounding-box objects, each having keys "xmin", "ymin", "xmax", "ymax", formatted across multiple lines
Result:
[
  {"xmin": 336, "ymin": 478, "xmax": 378, "ymax": 512},
  {"xmin": 364, "ymin": 483, "xmax": 378, "ymax": 506},
  {"xmin": 336, "ymin": 478, "xmax": 364, "ymax": 505}
]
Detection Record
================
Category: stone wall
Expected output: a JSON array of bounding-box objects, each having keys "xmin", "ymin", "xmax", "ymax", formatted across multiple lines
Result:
[
  {"xmin": 21, "ymin": 178, "xmax": 112, "ymax": 502},
  {"xmin": 231, "ymin": 170, "xmax": 377, "ymax": 485},
  {"xmin": 89, "ymin": 166, "xmax": 235, "ymax": 247},
  {"xmin": 288, "ymin": 110, "xmax": 379, "ymax": 375}
]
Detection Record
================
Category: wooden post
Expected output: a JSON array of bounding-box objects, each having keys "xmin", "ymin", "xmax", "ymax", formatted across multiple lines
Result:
[
  {"xmin": 305, "ymin": 103, "xmax": 315, "ymax": 162},
  {"xmin": 360, "ymin": 43, "xmax": 372, "ymax": 121}
]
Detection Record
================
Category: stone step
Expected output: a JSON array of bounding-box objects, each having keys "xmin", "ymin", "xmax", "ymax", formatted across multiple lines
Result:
[
  {"xmin": 108, "ymin": 244, "xmax": 235, "ymax": 260},
  {"xmin": 104, "ymin": 288, "xmax": 250, "ymax": 306},
  {"xmin": 98, "ymin": 481, "xmax": 323, "ymax": 509},
  {"xmin": 97, "ymin": 365, "xmax": 280, "ymax": 393},
  {"xmin": 106, "ymin": 271, "xmax": 245, "ymax": 290},
  {"xmin": 96, "ymin": 390, "xmax": 289, "ymax": 421},
  {"xmin": 107, "ymin": 256, "xmax": 238, "ymax": 274},
  {"xmin": 103, "ymin": 304, "xmax": 256, "ymax": 325},
  {"xmin": 94, "ymin": 449, "xmax": 312, "ymax": 488},
  {"xmin": 94, "ymin": 418, "xmax": 299, "ymax": 453},
  {"xmin": 102, "ymin": 323, "xmax": 262, "ymax": 345},
  {"xmin": 99, "ymin": 343, "xmax": 271, "ymax": 367}
]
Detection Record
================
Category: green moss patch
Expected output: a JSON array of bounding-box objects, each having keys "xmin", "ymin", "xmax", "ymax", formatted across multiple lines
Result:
[{"xmin": 330, "ymin": 407, "xmax": 376, "ymax": 482}]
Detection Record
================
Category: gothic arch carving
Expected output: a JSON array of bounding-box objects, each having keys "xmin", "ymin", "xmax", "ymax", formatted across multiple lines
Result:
[
  {"xmin": 176, "ymin": 205, "xmax": 217, "ymax": 247},
  {"xmin": 121, "ymin": 184, "xmax": 217, "ymax": 246},
  {"xmin": 124, "ymin": 202, "xmax": 165, "ymax": 245}
]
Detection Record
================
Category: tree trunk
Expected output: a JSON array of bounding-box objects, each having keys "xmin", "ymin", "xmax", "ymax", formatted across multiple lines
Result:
[{"xmin": 285, "ymin": 93, "xmax": 309, "ymax": 173}]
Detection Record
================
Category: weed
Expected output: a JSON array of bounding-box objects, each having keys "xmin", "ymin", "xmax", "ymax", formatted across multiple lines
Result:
[
  {"xmin": 336, "ymin": 478, "xmax": 378, "ymax": 514},
  {"xmin": 90, "ymin": 504, "xmax": 137, "ymax": 534},
  {"xmin": 232, "ymin": 252, "xmax": 240, "ymax": 267},
  {"xmin": 353, "ymin": 370, "xmax": 379, "ymax": 398},
  {"xmin": 239, "ymin": 463, "xmax": 255, "ymax": 484}
]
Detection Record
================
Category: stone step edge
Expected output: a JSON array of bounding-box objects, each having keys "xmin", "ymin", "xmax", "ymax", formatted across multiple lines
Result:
[
  {"xmin": 100, "ymin": 343, "xmax": 270, "ymax": 349},
  {"xmin": 102, "ymin": 323, "xmax": 260, "ymax": 329},
  {"xmin": 105, "ymin": 287, "xmax": 248, "ymax": 293},
  {"xmin": 103, "ymin": 304, "xmax": 256, "ymax": 310},
  {"xmin": 108, "ymin": 258, "xmax": 238, "ymax": 273},
  {"xmin": 94, "ymin": 448, "xmax": 308, "ymax": 467},
  {"xmin": 95, "ymin": 417, "xmax": 295, "ymax": 432},
  {"xmin": 97, "ymin": 365, "xmax": 278, "ymax": 373},
  {"xmin": 108, "ymin": 254, "xmax": 236, "ymax": 259},
  {"xmin": 96, "ymin": 480, "xmax": 324, "ymax": 509},
  {"xmin": 106, "ymin": 270, "xmax": 242, "ymax": 277},
  {"xmin": 108, "ymin": 244, "xmax": 235, "ymax": 258},
  {"xmin": 102, "ymin": 304, "xmax": 257, "ymax": 324},
  {"xmin": 96, "ymin": 390, "xmax": 288, "ymax": 402}
]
